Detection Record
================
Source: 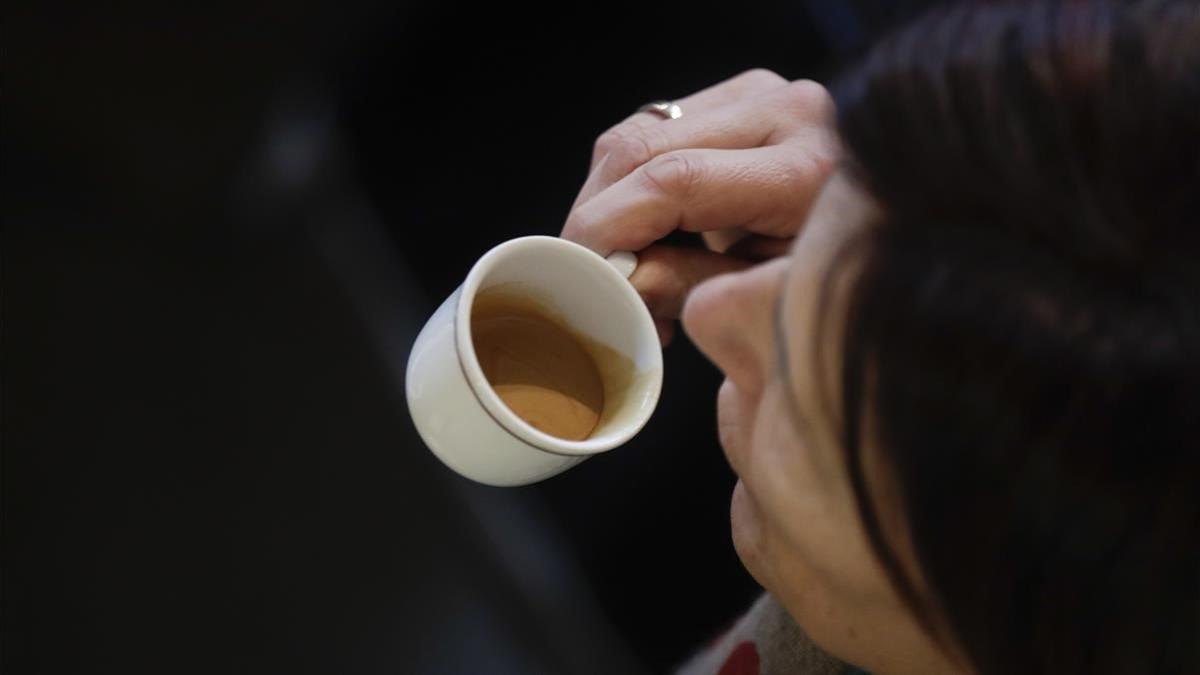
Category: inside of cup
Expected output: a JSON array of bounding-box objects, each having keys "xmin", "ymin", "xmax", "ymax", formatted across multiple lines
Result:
[{"xmin": 466, "ymin": 243, "xmax": 660, "ymax": 445}]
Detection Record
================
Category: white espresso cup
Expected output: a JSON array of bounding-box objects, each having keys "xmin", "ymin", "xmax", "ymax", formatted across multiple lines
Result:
[{"xmin": 405, "ymin": 236, "xmax": 663, "ymax": 486}]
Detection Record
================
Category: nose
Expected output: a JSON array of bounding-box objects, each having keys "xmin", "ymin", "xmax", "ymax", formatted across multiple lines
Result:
[{"xmin": 682, "ymin": 257, "xmax": 787, "ymax": 395}]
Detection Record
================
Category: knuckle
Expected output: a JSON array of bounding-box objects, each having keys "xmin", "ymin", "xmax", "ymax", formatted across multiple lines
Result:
[
  {"xmin": 784, "ymin": 152, "xmax": 829, "ymax": 187},
  {"xmin": 594, "ymin": 123, "xmax": 665, "ymax": 176},
  {"xmin": 734, "ymin": 68, "xmax": 787, "ymax": 93},
  {"xmin": 608, "ymin": 132, "xmax": 659, "ymax": 175},
  {"xmin": 808, "ymin": 142, "xmax": 838, "ymax": 180},
  {"xmin": 811, "ymin": 147, "xmax": 837, "ymax": 180},
  {"xmin": 641, "ymin": 152, "xmax": 697, "ymax": 196},
  {"xmin": 562, "ymin": 207, "xmax": 595, "ymax": 240},
  {"xmin": 778, "ymin": 152, "xmax": 835, "ymax": 202},
  {"xmin": 592, "ymin": 129, "xmax": 624, "ymax": 162},
  {"xmin": 779, "ymin": 79, "xmax": 834, "ymax": 116}
]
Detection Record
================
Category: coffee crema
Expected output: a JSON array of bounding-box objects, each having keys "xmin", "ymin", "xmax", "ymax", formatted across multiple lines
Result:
[{"xmin": 471, "ymin": 287, "xmax": 635, "ymax": 441}]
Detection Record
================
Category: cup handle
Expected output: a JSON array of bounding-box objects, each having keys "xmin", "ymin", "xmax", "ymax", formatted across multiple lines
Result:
[{"xmin": 604, "ymin": 250, "xmax": 638, "ymax": 279}]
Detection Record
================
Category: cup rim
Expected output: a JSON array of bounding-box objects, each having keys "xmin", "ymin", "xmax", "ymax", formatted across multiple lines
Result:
[{"xmin": 455, "ymin": 235, "xmax": 663, "ymax": 457}]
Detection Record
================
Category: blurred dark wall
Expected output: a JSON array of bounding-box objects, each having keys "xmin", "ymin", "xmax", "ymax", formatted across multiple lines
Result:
[{"xmin": 4, "ymin": 1, "xmax": 920, "ymax": 673}]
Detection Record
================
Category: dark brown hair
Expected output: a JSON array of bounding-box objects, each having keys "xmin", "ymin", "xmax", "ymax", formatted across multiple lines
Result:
[{"xmin": 829, "ymin": 1, "xmax": 1200, "ymax": 672}]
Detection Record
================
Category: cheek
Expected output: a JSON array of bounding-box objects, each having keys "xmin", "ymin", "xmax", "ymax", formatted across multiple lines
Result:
[
  {"xmin": 739, "ymin": 390, "xmax": 899, "ymax": 613},
  {"xmin": 727, "ymin": 385, "xmax": 804, "ymax": 589},
  {"xmin": 737, "ymin": 385, "xmax": 804, "ymax": 523},
  {"xmin": 718, "ymin": 381, "xmax": 773, "ymax": 581},
  {"xmin": 731, "ymin": 384, "xmax": 872, "ymax": 594}
]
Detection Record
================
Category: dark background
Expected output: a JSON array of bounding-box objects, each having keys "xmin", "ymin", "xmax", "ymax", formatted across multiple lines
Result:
[{"xmin": 4, "ymin": 2, "xmax": 926, "ymax": 672}]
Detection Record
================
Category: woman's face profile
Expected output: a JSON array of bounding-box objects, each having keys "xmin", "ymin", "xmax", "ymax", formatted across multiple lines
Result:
[{"xmin": 682, "ymin": 173, "xmax": 963, "ymax": 675}]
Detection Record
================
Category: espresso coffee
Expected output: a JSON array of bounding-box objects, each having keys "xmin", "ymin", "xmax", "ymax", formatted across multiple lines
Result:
[{"xmin": 471, "ymin": 288, "xmax": 633, "ymax": 441}]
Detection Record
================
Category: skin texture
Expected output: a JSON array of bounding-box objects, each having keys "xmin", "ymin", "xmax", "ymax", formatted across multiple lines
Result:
[
  {"xmin": 561, "ymin": 69, "xmax": 838, "ymax": 345},
  {"xmin": 683, "ymin": 175, "xmax": 961, "ymax": 675},
  {"xmin": 562, "ymin": 71, "xmax": 965, "ymax": 674}
]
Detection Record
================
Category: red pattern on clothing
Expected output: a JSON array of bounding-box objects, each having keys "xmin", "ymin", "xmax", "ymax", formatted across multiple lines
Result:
[{"xmin": 718, "ymin": 641, "xmax": 760, "ymax": 675}]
